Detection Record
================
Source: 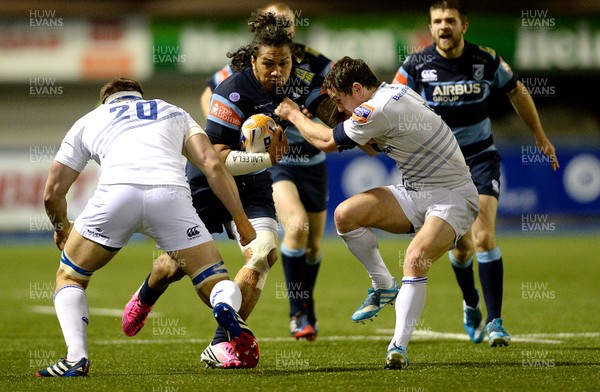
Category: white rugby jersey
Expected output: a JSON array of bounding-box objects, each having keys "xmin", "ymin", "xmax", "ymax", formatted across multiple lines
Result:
[
  {"xmin": 55, "ymin": 97, "xmax": 197, "ymax": 188},
  {"xmin": 333, "ymin": 83, "xmax": 472, "ymax": 190}
]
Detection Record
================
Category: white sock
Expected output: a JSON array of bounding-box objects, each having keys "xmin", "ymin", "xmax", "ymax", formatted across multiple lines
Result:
[
  {"xmin": 339, "ymin": 227, "xmax": 394, "ymax": 289},
  {"xmin": 54, "ymin": 285, "xmax": 89, "ymax": 361},
  {"xmin": 388, "ymin": 277, "xmax": 427, "ymax": 350},
  {"xmin": 210, "ymin": 280, "xmax": 242, "ymax": 312}
]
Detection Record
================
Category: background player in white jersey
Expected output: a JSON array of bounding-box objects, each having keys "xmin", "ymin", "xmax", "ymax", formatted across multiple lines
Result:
[
  {"xmin": 37, "ymin": 78, "xmax": 260, "ymax": 377},
  {"xmin": 276, "ymin": 57, "xmax": 479, "ymax": 369},
  {"xmin": 393, "ymin": 0, "xmax": 559, "ymax": 346}
]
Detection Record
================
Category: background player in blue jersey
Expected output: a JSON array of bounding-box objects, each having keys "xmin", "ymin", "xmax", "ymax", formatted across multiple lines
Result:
[
  {"xmin": 201, "ymin": 3, "xmax": 335, "ymax": 341},
  {"xmin": 393, "ymin": 0, "xmax": 559, "ymax": 346},
  {"xmin": 122, "ymin": 12, "xmax": 339, "ymax": 368}
]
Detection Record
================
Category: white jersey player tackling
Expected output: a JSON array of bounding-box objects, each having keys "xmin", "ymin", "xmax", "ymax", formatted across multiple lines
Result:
[
  {"xmin": 37, "ymin": 77, "xmax": 261, "ymax": 377},
  {"xmin": 275, "ymin": 57, "xmax": 479, "ymax": 369}
]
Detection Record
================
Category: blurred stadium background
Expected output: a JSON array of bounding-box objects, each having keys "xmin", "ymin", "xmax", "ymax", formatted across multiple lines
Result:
[
  {"xmin": 1, "ymin": 2, "xmax": 600, "ymax": 390},
  {"xmin": 1, "ymin": 0, "xmax": 599, "ymax": 235}
]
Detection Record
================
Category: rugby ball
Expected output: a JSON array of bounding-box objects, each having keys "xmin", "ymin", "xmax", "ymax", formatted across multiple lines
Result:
[{"xmin": 241, "ymin": 114, "xmax": 277, "ymax": 153}]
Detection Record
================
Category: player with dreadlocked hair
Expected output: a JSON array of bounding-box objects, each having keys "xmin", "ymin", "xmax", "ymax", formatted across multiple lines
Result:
[{"xmin": 122, "ymin": 9, "xmax": 339, "ymax": 368}]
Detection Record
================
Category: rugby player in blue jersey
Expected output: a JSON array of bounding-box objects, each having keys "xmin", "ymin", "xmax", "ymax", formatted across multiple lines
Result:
[
  {"xmin": 393, "ymin": 0, "xmax": 559, "ymax": 346},
  {"xmin": 122, "ymin": 12, "xmax": 339, "ymax": 368},
  {"xmin": 200, "ymin": 3, "xmax": 335, "ymax": 341}
]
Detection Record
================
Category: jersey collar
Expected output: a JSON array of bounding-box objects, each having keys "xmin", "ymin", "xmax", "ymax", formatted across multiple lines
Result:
[{"xmin": 104, "ymin": 91, "xmax": 143, "ymax": 104}]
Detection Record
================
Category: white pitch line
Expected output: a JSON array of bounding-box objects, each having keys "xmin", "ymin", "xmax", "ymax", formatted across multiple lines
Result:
[
  {"xmin": 31, "ymin": 306, "xmax": 596, "ymax": 346},
  {"xmin": 375, "ymin": 328, "xmax": 598, "ymax": 344},
  {"xmin": 94, "ymin": 332, "xmax": 572, "ymax": 346},
  {"xmin": 30, "ymin": 305, "xmax": 163, "ymax": 318},
  {"xmin": 97, "ymin": 336, "xmax": 392, "ymax": 345},
  {"xmin": 518, "ymin": 332, "xmax": 600, "ymax": 339}
]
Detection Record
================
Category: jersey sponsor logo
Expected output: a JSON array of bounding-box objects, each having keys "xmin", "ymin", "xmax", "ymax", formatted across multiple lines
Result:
[
  {"xmin": 391, "ymin": 85, "xmax": 409, "ymax": 101},
  {"xmin": 472, "ymin": 64, "xmax": 484, "ymax": 81},
  {"xmin": 229, "ymin": 92, "xmax": 240, "ymax": 102},
  {"xmin": 209, "ymin": 100, "xmax": 242, "ymax": 127},
  {"xmin": 351, "ymin": 104, "xmax": 374, "ymax": 124},
  {"xmin": 432, "ymin": 83, "xmax": 482, "ymax": 102},
  {"xmin": 294, "ymin": 68, "xmax": 314, "ymax": 85},
  {"xmin": 421, "ymin": 69, "xmax": 437, "ymax": 82}
]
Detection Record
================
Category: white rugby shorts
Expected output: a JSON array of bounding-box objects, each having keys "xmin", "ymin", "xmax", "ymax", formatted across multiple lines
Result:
[
  {"xmin": 74, "ymin": 184, "xmax": 212, "ymax": 251},
  {"xmin": 387, "ymin": 182, "xmax": 479, "ymax": 246}
]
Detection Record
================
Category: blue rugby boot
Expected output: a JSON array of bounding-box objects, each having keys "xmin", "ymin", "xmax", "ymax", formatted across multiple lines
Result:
[
  {"xmin": 36, "ymin": 357, "xmax": 89, "ymax": 377},
  {"xmin": 486, "ymin": 318, "xmax": 511, "ymax": 347},
  {"xmin": 213, "ymin": 302, "xmax": 259, "ymax": 368},
  {"xmin": 463, "ymin": 289, "xmax": 485, "ymax": 343},
  {"xmin": 352, "ymin": 280, "xmax": 400, "ymax": 323}
]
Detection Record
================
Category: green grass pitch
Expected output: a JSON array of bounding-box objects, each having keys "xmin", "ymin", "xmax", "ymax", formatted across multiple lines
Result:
[{"xmin": 1, "ymin": 233, "xmax": 599, "ymax": 391}]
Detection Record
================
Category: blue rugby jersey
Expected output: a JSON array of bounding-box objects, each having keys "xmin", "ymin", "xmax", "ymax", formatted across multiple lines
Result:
[
  {"xmin": 393, "ymin": 41, "xmax": 518, "ymax": 159},
  {"xmin": 205, "ymin": 44, "xmax": 333, "ymax": 167},
  {"xmin": 185, "ymin": 65, "xmax": 327, "ymax": 231},
  {"xmin": 204, "ymin": 66, "xmax": 326, "ymax": 150}
]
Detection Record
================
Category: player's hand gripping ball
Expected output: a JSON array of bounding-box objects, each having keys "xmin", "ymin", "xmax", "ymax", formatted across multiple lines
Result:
[{"xmin": 241, "ymin": 114, "xmax": 278, "ymax": 153}]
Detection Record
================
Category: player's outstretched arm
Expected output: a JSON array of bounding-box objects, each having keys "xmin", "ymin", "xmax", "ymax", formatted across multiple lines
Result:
[
  {"xmin": 276, "ymin": 97, "xmax": 337, "ymax": 153},
  {"xmin": 507, "ymin": 80, "xmax": 559, "ymax": 171},
  {"xmin": 184, "ymin": 131, "xmax": 256, "ymax": 245},
  {"xmin": 43, "ymin": 161, "xmax": 79, "ymax": 250}
]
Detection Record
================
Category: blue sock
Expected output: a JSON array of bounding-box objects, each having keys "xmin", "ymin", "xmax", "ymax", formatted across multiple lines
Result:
[
  {"xmin": 477, "ymin": 248, "xmax": 504, "ymax": 323},
  {"xmin": 138, "ymin": 274, "xmax": 167, "ymax": 306},
  {"xmin": 281, "ymin": 245, "xmax": 307, "ymax": 317},
  {"xmin": 303, "ymin": 256, "xmax": 321, "ymax": 324},
  {"xmin": 449, "ymin": 253, "xmax": 478, "ymax": 308}
]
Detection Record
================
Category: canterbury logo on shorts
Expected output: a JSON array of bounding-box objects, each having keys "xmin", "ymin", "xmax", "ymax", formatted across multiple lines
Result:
[{"xmin": 187, "ymin": 225, "xmax": 201, "ymax": 238}]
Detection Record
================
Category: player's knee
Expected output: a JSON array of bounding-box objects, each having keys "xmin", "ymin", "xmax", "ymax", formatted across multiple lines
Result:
[
  {"xmin": 267, "ymin": 248, "xmax": 278, "ymax": 268},
  {"xmin": 402, "ymin": 247, "xmax": 433, "ymax": 275},
  {"xmin": 55, "ymin": 266, "xmax": 89, "ymax": 290},
  {"xmin": 190, "ymin": 261, "xmax": 230, "ymax": 304},
  {"xmin": 473, "ymin": 229, "xmax": 496, "ymax": 251},
  {"xmin": 241, "ymin": 233, "xmax": 277, "ymax": 290},
  {"xmin": 333, "ymin": 202, "xmax": 355, "ymax": 233},
  {"xmin": 452, "ymin": 247, "xmax": 474, "ymax": 262},
  {"xmin": 283, "ymin": 213, "xmax": 309, "ymax": 239},
  {"xmin": 58, "ymin": 250, "xmax": 93, "ymax": 288}
]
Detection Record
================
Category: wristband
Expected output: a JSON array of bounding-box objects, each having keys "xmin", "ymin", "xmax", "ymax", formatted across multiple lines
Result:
[{"xmin": 225, "ymin": 150, "xmax": 272, "ymax": 176}]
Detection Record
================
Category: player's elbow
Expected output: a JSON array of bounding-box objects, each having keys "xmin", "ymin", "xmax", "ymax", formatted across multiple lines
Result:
[
  {"xmin": 200, "ymin": 157, "xmax": 226, "ymax": 179},
  {"xmin": 43, "ymin": 182, "xmax": 64, "ymax": 207}
]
